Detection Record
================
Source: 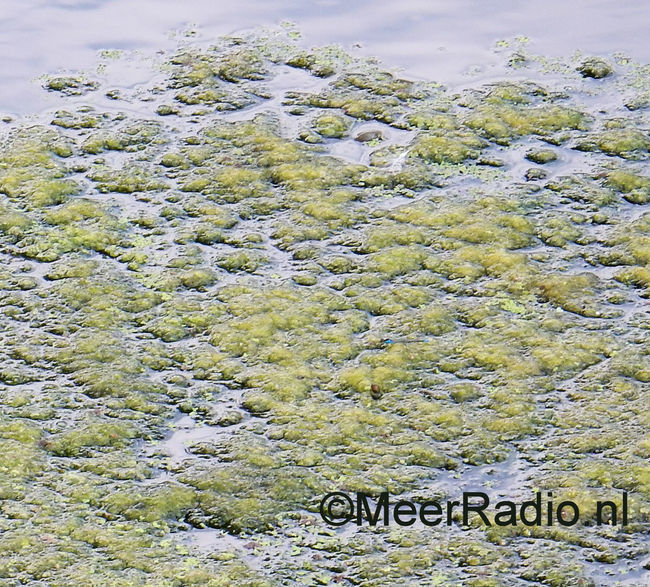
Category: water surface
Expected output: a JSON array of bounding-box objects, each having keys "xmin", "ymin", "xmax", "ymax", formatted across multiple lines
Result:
[{"xmin": 2, "ymin": 0, "xmax": 649, "ymax": 113}]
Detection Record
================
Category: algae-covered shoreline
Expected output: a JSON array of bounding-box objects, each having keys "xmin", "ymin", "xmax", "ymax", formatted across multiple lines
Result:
[{"xmin": 0, "ymin": 27, "xmax": 648, "ymax": 585}]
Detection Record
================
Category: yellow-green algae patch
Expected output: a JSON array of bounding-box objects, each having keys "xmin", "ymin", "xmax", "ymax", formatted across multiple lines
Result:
[{"xmin": 0, "ymin": 29, "xmax": 649, "ymax": 586}]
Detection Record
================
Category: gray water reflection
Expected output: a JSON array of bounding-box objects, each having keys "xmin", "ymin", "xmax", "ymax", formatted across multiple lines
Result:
[{"xmin": 1, "ymin": 0, "xmax": 649, "ymax": 113}]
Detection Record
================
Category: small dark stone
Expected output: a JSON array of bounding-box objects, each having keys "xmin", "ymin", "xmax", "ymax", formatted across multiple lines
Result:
[
  {"xmin": 355, "ymin": 130, "xmax": 384, "ymax": 143},
  {"xmin": 370, "ymin": 384, "xmax": 382, "ymax": 399}
]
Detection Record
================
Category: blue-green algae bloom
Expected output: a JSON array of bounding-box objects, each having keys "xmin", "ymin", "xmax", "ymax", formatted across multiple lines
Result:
[{"xmin": 0, "ymin": 28, "xmax": 648, "ymax": 586}]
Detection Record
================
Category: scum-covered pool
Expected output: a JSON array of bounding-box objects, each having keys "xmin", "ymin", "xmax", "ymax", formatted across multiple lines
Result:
[{"xmin": 0, "ymin": 2, "xmax": 649, "ymax": 586}]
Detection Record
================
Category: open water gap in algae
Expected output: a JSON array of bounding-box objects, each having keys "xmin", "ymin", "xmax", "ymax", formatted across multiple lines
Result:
[{"xmin": 0, "ymin": 20, "xmax": 648, "ymax": 587}]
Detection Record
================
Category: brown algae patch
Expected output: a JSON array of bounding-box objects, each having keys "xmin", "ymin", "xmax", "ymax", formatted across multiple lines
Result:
[{"xmin": 0, "ymin": 29, "xmax": 649, "ymax": 585}]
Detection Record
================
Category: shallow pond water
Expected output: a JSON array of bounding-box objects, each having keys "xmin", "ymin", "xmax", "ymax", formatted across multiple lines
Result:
[
  {"xmin": 2, "ymin": 0, "xmax": 650, "ymax": 113},
  {"xmin": 0, "ymin": 2, "xmax": 649, "ymax": 586}
]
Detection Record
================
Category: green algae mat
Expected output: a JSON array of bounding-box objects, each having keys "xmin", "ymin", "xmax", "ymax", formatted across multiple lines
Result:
[{"xmin": 0, "ymin": 30, "xmax": 649, "ymax": 586}]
